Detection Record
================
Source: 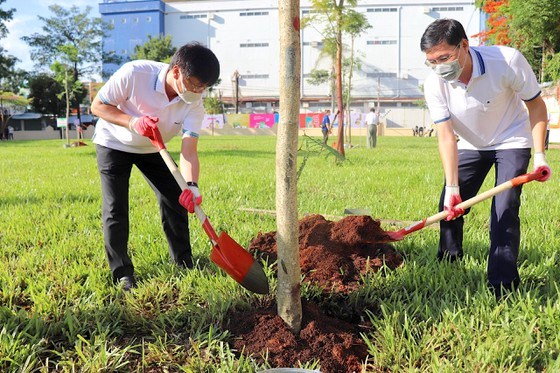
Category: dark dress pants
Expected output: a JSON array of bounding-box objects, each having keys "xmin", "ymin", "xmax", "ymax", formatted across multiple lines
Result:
[
  {"xmin": 437, "ymin": 148, "xmax": 531, "ymax": 289},
  {"xmin": 96, "ymin": 145, "xmax": 192, "ymax": 281}
]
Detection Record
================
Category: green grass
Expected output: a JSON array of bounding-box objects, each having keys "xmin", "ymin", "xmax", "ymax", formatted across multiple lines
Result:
[{"xmin": 1, "ymin": 135, "xmax": 559, "ymax": 371}]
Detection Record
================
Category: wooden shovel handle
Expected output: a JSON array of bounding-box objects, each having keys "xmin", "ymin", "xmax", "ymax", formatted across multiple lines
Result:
[{"xmin": 151, "ymin": 137, "xmax": 219, "ymax": 242}]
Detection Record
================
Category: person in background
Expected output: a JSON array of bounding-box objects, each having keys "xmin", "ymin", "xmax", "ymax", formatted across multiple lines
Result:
[
  {"xmin": 91, "ymin": 42, "xmax": 220, "ymax": 291},
  {"xmin": 365, "ymin": 108, "xmax": 379, "ymax": 148},
  {"xmin": 321, "ymin": 109, "xmax": 331, "ymax": 145},
  {"xmin": 7, "ymin": 125, "xmax": 14, "ymax": 140},
  {"xmin": 420, "ymin": 18, "xmax": 552, "ymax": 297}
]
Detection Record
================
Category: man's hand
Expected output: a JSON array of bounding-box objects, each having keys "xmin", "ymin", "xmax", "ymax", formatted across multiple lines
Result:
[
  {"xmin": 533, "ymin": 152, "xmax": 552, "ymax": 182},
  {"xmin": 129, "ymin": 116, "xmax": 159, "ymax": 141},
  {"xmin": 179, "ymin": 184, "xmax": 203, "ymax": 213},
  {"xmin": 444, "ymin": 185, "xmax": 465, "ymax": 221}
]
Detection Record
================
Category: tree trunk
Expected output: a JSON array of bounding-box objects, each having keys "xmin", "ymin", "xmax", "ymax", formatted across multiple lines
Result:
[
  {"xmin": 335, "ymin": 1, "xmax": 345, "ymax": 157},
  {"xmin": 346, "ymin": 36, "xmax": 355, "ymax": 146},
  {"xmin": 276, "ymin": 0, "xmax": 302, "ymax": 333}
]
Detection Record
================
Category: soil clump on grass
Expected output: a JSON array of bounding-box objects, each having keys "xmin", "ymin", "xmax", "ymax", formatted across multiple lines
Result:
[{"xmin": 226, "ymin": 214, "xmax": 404, "ymax": 372}]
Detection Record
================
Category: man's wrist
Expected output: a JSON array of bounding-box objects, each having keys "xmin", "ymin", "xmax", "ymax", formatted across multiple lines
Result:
[
  {"xmin": 187, "ymin": 181, "xmax": 198, "ymax": 187},
  {"xmin": 128, "ymin": 116, "xmax": 138, "ymax": 132}
]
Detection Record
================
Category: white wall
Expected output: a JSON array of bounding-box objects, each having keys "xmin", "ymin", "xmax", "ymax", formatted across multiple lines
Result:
[{"xmin": 162, "ymin": 0, "xmax": 482, "ymax": 100}]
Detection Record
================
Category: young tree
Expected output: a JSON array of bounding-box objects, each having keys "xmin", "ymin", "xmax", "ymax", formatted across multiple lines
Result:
[
  {"xmin": 343, "ymin": 9, "xmax": 370, "ymax": 145},
  {"xmin": 303, "ymin": 0, "xmax": 362, "ymax": 156},
  {"xmin": 22, "ymin": 5, "xmax": 109, "ymax": 120},
  {"xmin": 277, "ymin": 0, "xmax": 302, "ymax": 333},
  {"xmin": 131, "ymin": 35, "xmax": 177, "ymax": 63}
]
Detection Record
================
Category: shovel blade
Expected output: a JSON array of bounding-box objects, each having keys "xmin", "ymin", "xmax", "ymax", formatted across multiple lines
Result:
[{"xmin": 210, "ymin": 231, "xmax": 270, "ymax": 294}]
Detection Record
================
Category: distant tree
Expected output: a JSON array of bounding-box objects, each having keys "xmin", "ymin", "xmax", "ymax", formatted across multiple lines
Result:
[
  {"xmin": 0, "ymin": 0, "xmax": 13, "ymax": 38},
  {"xmin": 131, "ymin": 35, "xmax": 177, "ymax": 63},
  {"xmin": 508, "ymin": 0, "xmax": 560, "ymax": 82},
  {"xmin": 472, "ymin": 0, "xmax": 511, "ymax": 45},
  {"xmin": 0, "ymin": 0, "xmax": 17, "ymax": 84},
  {"xmin": 475, "ymin": 0, "xmax": 560, "ymax": 82},
  {"xmin": 203, "ymin": 78, "xmax": 224, "ymax": 114},
  {"xmin": 0, "ymin": 90, "xmax": 29, "ymax": 136},
  {"xmin": 22, "ymin": 5, "xmax": 110, "ymax": 119},
  {"xmin": 28, "ymin": 73, "xmax": 64, "ymax": 116}
]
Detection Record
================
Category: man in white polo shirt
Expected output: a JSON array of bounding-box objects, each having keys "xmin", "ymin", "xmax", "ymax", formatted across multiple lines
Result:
[
  {"xmin": 91, "ymin": 43, "xmax": 220, "ymax": 290},
  {"xmin": 420, "ymin": 19, "xmax": 552, "ymax": 296}
]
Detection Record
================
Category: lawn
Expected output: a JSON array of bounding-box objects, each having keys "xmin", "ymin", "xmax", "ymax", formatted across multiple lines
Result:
[{"xmin": 0, "ymin": 135, "xmax": 559, "ymax": 371}]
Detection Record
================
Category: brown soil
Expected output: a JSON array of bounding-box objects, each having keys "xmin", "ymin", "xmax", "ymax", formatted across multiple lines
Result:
[{"xmin": 226, "ymin": 215, "xmax": 404, "ymax": 372}]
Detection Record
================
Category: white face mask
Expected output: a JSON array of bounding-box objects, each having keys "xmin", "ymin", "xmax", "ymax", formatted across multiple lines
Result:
[
  {"xmin": 431, "ymin": 46, "xmax": 466, "ymax": 82},
  {"xmin": 174, "ymin": 76, "xmax": 202, "ymax": 103},
  {"xmin": 432, "ymin": 59, "xmax": 463, "ymax": 81}
]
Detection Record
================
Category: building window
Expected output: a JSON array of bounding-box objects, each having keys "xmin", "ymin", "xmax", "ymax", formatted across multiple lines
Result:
[
  {"xmin": 121, "ymin": 49, "xmax": 128, "ymax": 55},
  {"xmin": 367, "ymin": 40, "xmax": 397, "ymax": 45},
  {"xmin": 242, "ymin": 74, "xmax": 269, "ymax": 79},
  {"xmin": 240, "ymin": 11, "xmax": 269, "ymax": 16},
  {"xmin": 303, "ymin": 41, "xmax": 323, "ymax": 47},
  {"xmin": 146, "ymin": 16, "xmax": 152, "ymax": 22},
  {"xmin": 366, "ymin": 72, "xmax": 396, "ymax": 78},
  {"xmin": 240, "ymin": 43, "xmax": 269, "ymax": 48},
  {"xmin": 367, "ymin": 8, "xmax": 398, "ymax": 12},
  {"xmin": 180, "ymin": 14, "xmax": 208, "ymax": 19},
  {"xmin": 133, "ymin": 17, "xmax": 139, "ymax": 23},
  {"xmin": 431, "ymin": 6, "xmax": 464, "ymax": 11},
  {"xmin": 121, "ymin": 18, "xmax": 127, "ymax": 24}
]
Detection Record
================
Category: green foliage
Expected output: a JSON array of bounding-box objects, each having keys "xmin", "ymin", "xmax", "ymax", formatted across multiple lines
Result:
[
  {"xmin": 203, "ymin": 96, "xmax": 224, "ymax": 114},
  {"xmin": 479, "ymin": 0, "xmax": 560, "ymax": 82},
  {"xmin": 1, "ymin": 136, "xmax": 560, "ymax": 370},
  {"xmin": 131, "ymin": 35, "xmax": 177, "ymax": 63},
  {"xmin": 306, "ymin": 69, "xmax": 330, "ymax": 86},
  {"xmin": 0, "ymin": 0, "xmax": 16, "ymax": 83},
  {"xmin": 21, "ymin": 5, "xmax": 109, "ymax": 79},
  {"xmin": 0, "ymin": 0, "xmax": 14, "ymax": 39},
  {"xmin": 28, "ymin": 74, "xmax": 64, "ymax": 116}
]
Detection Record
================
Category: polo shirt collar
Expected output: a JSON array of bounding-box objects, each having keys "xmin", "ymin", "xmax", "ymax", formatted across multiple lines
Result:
[
  {"xmin": 155, "ymin": 66, "xmax": 170, "ymax": 94},
  {"xmin": 470, "ymin": 47, "xmax": 485, "ymax": 78}
]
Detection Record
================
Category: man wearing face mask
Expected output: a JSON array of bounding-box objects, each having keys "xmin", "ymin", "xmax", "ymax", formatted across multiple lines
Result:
[
  {"xmin": 420, "ymin": 19, "xmax": 551, "ymax": 297},
  {"xmin": 91, "ymin": 42, "xmax": 220, "ymax": 290}
]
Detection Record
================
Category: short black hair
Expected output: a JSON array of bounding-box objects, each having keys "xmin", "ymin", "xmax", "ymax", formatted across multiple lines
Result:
[
  {"xmin": 420, "ymin": 18, "xmax": 468, "ymax": 52},
  {"xmin": 170, "ymin": 42, "xmax": 220, "ymax": 87}
]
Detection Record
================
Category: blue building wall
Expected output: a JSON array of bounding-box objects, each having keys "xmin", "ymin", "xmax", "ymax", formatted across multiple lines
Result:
[{"xmin": 100, "ymin": 0, "xmax": 165, "ymax": 77}]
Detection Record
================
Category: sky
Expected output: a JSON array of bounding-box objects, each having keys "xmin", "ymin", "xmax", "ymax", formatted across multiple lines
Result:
[{"xmin": 3, "ymin": 0, "xmax": 101, "ymax": 73}]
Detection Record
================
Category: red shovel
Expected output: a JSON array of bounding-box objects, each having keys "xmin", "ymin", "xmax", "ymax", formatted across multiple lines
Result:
[
  {"xmin": 385, "ymin": 167, "xmax": 550, "ymax": 242},
  {"xmin": 150, "ymin": 132, "xmax": 269, "ymax": 294}
]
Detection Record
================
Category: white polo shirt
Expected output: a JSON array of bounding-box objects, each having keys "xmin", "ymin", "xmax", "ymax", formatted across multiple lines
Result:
[
  {"xmin": 92, "ymin": 60, "xmax": 205, "ymax": 154},
  {"xmin": 424, "ymin": 46, "xmax": 541, "ymax": 151}
]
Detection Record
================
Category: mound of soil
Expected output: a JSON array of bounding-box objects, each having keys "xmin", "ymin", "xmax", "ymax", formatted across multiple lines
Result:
[{"xmin": 227, "ymin": 215, "xmax": 404, "ymax": 372}]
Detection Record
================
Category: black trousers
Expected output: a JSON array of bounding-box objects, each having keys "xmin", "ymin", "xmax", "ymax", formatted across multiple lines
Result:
[
  {"xmin": 96, "ymin": 145, "xmax": 192, "ymax": 280},
  {"xmin": 437, "ymin": 148, "xmax": 531, "ymax": 289}
]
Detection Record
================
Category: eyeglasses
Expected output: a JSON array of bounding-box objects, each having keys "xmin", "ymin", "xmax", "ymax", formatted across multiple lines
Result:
[
  {"xmin": 425, "ymin": 44, "xmax": 461, "ymax": 67},
  {"xmin": 183, "ymin": 75, "xmax": 207, "ymax": 93}
]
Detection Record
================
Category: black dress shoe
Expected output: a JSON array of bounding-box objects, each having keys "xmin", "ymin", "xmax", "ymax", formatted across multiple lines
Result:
[
  {"xmin": 118, "ymin": 276, "xmax": 137, "ymax": 291},
  {"xmin": 177, "ymin": 257, "xmax": 194, "ymax": 269}
]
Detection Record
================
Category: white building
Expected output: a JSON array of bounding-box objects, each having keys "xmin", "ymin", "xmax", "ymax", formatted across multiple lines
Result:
[{"xmin": 101, "ymin": 0, "xmax": 484, "ymax": 114}]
